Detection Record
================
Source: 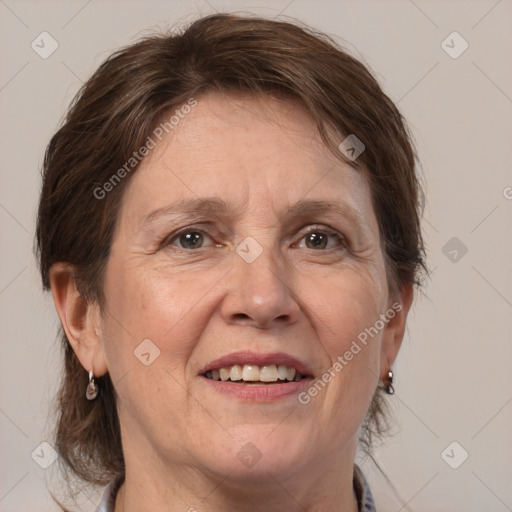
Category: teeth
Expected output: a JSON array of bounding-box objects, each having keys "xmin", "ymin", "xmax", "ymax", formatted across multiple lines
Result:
[
  {"xmin": 205, "ymin": 364, "xmax": 303, "ymax": 383},
  {"xmin": 287, "ymin": 367, "xmax": 296, "ymax": 381},
  {"xmin": 260, "ymin": 365, "xmax": 278, "ymax": 382},
  {"xmin": 242, "ymin": 364, "xmax": 260, "ymax": 381},
  {"xmin": 277, "ymin": 365, "xmax": 288, "ymax": 380},
  {"xmin": 230, "ymin": 365, "xmax": 243, "ymax": 381}
]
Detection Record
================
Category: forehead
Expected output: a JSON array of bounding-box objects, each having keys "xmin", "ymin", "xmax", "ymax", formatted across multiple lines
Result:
[{"xmin": 118, "ymin": 91, "xmax": 374, "ymax": 226}]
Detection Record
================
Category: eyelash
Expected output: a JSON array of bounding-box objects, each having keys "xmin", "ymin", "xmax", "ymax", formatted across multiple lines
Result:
[
  {"xmin": 161, "ymin": 225, "xmax": 346, "ymax": 251},
  {"xmin": 294, "ymin": 225, "xmax": 346, "ymax": 251}
]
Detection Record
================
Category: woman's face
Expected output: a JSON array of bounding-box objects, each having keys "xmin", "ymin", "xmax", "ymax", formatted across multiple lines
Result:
[{"xmin": 99, "ymin": 91, "xmax": 406, "ymax": 483}]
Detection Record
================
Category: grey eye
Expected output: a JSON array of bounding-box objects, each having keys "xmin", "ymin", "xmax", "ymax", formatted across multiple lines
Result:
[
  {"xmin": 177, "ymin": 231, "xmax": 204, "ymax": 249},
  {"xmin": 305, "ymin": 232, "xmax": 329, "ymax": 249},
  {"xmin": 298, "ymin": 229, "xmax": 344, "ymax": 250}
]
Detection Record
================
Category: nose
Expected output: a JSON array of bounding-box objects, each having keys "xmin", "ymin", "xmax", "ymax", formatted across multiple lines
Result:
[{"xmin": 220, "ymin": 245, "xmax": 301, "ymax": 329}]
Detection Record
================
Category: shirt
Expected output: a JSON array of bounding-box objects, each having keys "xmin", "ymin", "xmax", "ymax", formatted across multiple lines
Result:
[{"xmin": 96, "ymin": 464, "xmax": 376, "ymax": 511}]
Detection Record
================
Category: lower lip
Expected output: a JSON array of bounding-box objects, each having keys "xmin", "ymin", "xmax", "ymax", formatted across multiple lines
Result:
[{"xmin": 200, "ymin": 376, "xmax": 313, "ymax": 401}]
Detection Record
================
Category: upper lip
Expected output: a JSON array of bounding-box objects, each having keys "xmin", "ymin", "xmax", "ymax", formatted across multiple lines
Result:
[{"xmin": 199, "ymin": 351, "xmax": 313, "ymax": 377}]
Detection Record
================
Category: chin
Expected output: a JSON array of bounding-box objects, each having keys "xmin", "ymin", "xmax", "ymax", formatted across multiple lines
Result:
[{"xmin": 198, "ymin": 426, "xmax": 316, "ymax": 482}]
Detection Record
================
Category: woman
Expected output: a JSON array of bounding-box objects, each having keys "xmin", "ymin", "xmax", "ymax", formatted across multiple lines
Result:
[{"xmin": 36, "ymin": 13, "xmax": 424, "ymax": 512}]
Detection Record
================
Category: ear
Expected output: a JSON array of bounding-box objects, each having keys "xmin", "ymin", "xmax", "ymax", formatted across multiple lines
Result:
[
  {"xmin": 49, "ymin": 263, "xmax": 108, "ymax": 377},
  {"xmin": 379, "ymin": 281, "xmax": 414, "ymax": 380}
]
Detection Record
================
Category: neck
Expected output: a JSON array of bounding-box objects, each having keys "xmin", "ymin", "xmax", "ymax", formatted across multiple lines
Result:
[{"xmin": 114, "ymin": 450, "xmax": 359, "ymax": 512}]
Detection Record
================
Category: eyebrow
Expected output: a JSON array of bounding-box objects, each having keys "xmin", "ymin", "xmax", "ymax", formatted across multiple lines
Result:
[
  {"xmin": 281, "ymin": 199, "xmax": 363, "ymax": 226},
  {"xmin": 142, "ymin": 198, "xmax": 232, "ymax": 226},
  {"xmin": 141, "ymin": 197, "xmax": 363, "ymax": 229}
]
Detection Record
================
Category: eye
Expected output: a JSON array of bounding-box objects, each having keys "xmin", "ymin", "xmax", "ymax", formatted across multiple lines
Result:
[
  {"xmin": 164, "ymin": 229, "xmax": 215, "ymax": 250},
  {"xmin": 296, "ymin": 227, "xmax": 345, "ymax": 250}
]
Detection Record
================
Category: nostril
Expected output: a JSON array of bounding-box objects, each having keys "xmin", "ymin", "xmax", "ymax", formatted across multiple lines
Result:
[{"xmin": 232, "ymin": 313, "xmax": 250, "ymax": 320}]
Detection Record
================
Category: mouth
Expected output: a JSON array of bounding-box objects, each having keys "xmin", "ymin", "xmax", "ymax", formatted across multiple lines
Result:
[
  {"xmin": 198, "ymin": 351, "xmax": 314, "ymax": 401},
  {"xmin": 203, "ymin": 363, "xmax": 308, "ymax": 384}
]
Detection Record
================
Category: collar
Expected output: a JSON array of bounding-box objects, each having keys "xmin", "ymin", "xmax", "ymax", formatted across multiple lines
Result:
[
  {"xmin": 96, "ymin": 464, "xmax": 376, "ymax": 511},
  {"xmin": 353, "ymin": 463, "xmax": 377, "ymax": 511}
]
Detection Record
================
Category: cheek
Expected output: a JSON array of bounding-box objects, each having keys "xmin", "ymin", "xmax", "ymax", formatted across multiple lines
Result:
[
  {"xmin": 101, "ymin": 258, "xmax": 227, "ymax": 378},
  {"xmin": 298, "ymin": 268, "xmax": 385, "ymax": 436},
  {"xmin": 304, "ymin": 265, "xmax": 387, "ymax": 354},
  {"xmin": 99, "ymin": 262, "xmax": 224, "ymax": 449}
]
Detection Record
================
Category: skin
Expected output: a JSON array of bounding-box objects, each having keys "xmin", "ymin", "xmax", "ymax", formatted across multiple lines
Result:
[{"xmin": 50, "ymin": 91, "xmax": 413, "ymax": 512}]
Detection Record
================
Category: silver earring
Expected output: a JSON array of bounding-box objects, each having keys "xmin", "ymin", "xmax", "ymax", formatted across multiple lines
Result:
[
  {"xmin": 384, "ymin": 369, "xmax": 394, "ymax": 395},
  {"xmin": 86, "ymin": 370, "xmax": 99, "ymax": 400}
]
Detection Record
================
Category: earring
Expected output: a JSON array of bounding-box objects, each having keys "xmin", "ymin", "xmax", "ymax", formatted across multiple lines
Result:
[
  {"xmin": 383, "ymin": 369, "xmax": 394, "ymax": 395},
  {"xmin": 86, "ymin": 370, "xmax": 99, "ymax": 400}
]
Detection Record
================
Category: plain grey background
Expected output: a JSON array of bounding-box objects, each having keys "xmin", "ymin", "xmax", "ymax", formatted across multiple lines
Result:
[{"xmin": 1, "ymin": 0, "xmax": 511, "ymax": 510}]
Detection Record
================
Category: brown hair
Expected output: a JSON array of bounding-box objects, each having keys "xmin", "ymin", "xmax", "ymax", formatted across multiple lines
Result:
[{"xmin": 36, "ymin": 13, "xmax": 425, "ymax": 488}]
